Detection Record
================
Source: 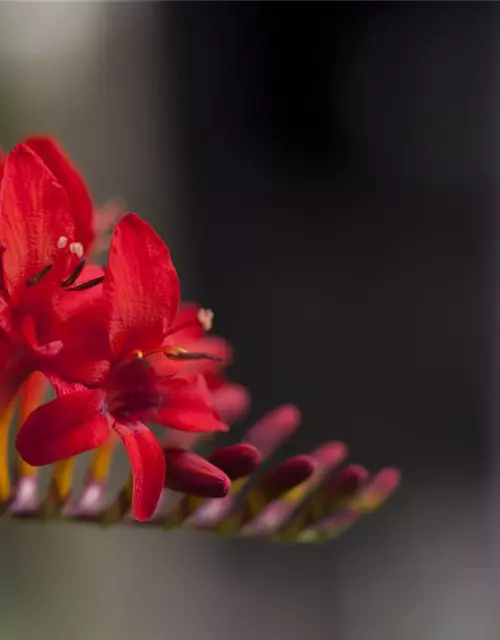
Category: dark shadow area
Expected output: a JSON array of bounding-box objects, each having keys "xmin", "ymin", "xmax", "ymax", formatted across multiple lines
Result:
[{"xmin": 165, "ymin": 4, "xmax": 499, "ymax": 638}]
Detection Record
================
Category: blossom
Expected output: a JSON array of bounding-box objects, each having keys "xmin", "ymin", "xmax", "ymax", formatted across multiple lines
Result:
[
  {"xmin": 16, "ymin": 213, "xmax": 228, "ymax": 521},
  {"xmin": 0, "ymin": 143, "xmax": 104, "ymax": 412},
  {"xmin": 0, "ymin": 137, "xmax": 117, "ymax": 475}
]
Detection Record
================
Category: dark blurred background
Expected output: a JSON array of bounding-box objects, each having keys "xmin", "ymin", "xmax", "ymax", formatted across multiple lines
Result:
[{"xmin": 0, "ymin": 2, "xmax": 499, "ymax": 639}]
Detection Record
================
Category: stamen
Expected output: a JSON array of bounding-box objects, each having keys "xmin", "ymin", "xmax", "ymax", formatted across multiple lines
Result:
[
  {"xmin": 141, "ymin": 346, "xmax": 222, "ymax": 362},
  {"xmin": 57, "ymin": 236, "xmax": 68, "ymax": 249},
  {"xmin": 65, "ymin": 276, "xmax": 105, "ymax": 292},
  {"xmin": 69, "ymin": 242, "xmax": 84, "ymax": 258},
  {"xmin": 26, "ymin": 264, "xmax": 52, "ymax": 286},
  {"xmin": 197, "ymin": 308, "xmax": 214, "ymax": 332},
  {"xmin": 166, "ymin": 350, "xmax": 222, "ymax": 362},
  {"xmin": 60, "ymin": 258, "xmax": 86, "ymax": 288}
]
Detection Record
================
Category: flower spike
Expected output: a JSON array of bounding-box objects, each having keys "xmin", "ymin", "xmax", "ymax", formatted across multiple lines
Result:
[
  {"xmin": 0, "ymin": 133, "xmax": 400, "ymax": 541},
  {"xmin": 6, "ymin": 399, "xmax": 400, "ymax": 541}
]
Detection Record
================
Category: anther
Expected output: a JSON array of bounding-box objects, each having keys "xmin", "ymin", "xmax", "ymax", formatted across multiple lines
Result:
[
  {"xmin": 26, "ymin": 264, "xmax": 53, "ymax": 287},
  {"xmin": 57, "ymin": 236, "xmax": 68, "ymax": 249},
  {"xmin": 69, "ymin": 242, "xmax": 84, "ymax": 258},
  {"xmin": 197, "ymin": 308, "xmax": 214, "ymax": 332},
  {"xmin": 65, "ymin": 276, "xmax": 105, "ymax": 292},
  {"xmin": 60, "ymin": 258, "xmax": 86, "ymax": 288}
]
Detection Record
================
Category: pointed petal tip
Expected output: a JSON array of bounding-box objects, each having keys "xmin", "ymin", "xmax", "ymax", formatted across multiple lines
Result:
[
  {"xmin": 114, "ymin": 422, "xmax": 166, "ymax": 522},
  {"xmin": 106, "ymin": 213, "xmax": 180, "ymax": 360}
]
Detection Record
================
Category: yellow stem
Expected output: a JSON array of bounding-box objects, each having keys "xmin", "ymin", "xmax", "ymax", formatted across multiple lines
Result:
[
  {"xmin": 51, "ymin": 458, "xmax": 76, "ymax": 502},
  {"xmin": 89, "ymin": 434, "xmax": 118, "ymax": 482},
  {"xmin": 17, "ymin": 372, "xmax": 47, "ymax": 478},
  {"xmin": 0, "ymin": 401, "xmax": 15, "ymax": 502}
]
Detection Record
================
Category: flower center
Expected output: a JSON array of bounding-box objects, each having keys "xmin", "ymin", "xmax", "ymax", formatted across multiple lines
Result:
[{"xmin": 25, "ymin": 237, "xmax": 104, "ymax": 292}]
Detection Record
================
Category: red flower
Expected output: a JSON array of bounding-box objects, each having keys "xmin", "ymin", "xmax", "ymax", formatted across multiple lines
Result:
[
  {"xmin": 164, "ymin": 304, "xmax": 250, "ymax": 422},
  {"xmin": 0, "ymin": 144, "xmax": 104, "ymax": 411},
  {"xmin": 16, "ymin": 213, "xmax": 228, "ymax": 521}
]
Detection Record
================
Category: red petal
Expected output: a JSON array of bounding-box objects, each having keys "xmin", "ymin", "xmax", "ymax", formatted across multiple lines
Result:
[
  {"xmin": 164, "ymin": 448, "xmax": 230, "ymax": 497},
  {"xmin": 168, "ymin": 304, "xmax": 204, "ymax": 341},
  {"xmin": 0, "ymin": 144, "xmax": 74, "ymax": 298},
  {"xmin": 113, "ymin": 421, "xmax": 165, "ymax": 521},
  {"xmin": 151, "ymin": 408, "xmax": 227, "ymax": 433},
  {"xmin": 47, "ymin": 275, "xmax": 110, "ymax": 386},
  {"xmin": 48, "ymin": 309, "xmax": 110, "ymax": 385},
  {"xmin": 105, "ymin": 213, "xmax": 180, "ymax": 360},
  {"xmin": 24, "ymin": 136, "xmax": 94, "ymax": 251},
  {"xmin": 45, "ymin": 374, "xmax": 88, "ymax": 396},
  {"xmin": 142, "ymin": 375, "xmax": 229, "ymax": 433},
  {"xmin": 16, "ymin": 389, "xmax": 110, "ymax": 465},
  {"xmin": 54, "ymin": 264, "xmax": 105, "ymax": 322}
]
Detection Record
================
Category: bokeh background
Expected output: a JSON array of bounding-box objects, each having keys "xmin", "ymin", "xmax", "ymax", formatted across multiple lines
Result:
[{"xmin": 0, "ymin": 2, "xmax": 498, "ymax": 639}]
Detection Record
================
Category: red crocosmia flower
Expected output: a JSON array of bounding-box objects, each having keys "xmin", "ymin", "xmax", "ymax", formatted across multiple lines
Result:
[
  {"xmin": 0, "ymin": 136, "xmax": 119, "ymax": 419},
  {"xmin": 16, "ymin": 213, "xmax": 228, "ymax": 521},
  {"xmin": 0, "ymin": 144, "xmax": 105, "ymax": 411}
]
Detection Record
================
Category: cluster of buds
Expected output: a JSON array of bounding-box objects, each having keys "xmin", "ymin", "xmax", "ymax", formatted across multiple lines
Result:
[{"xmin": 0, "ymin": 136, "xmax": 400, "ymax": 540}]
